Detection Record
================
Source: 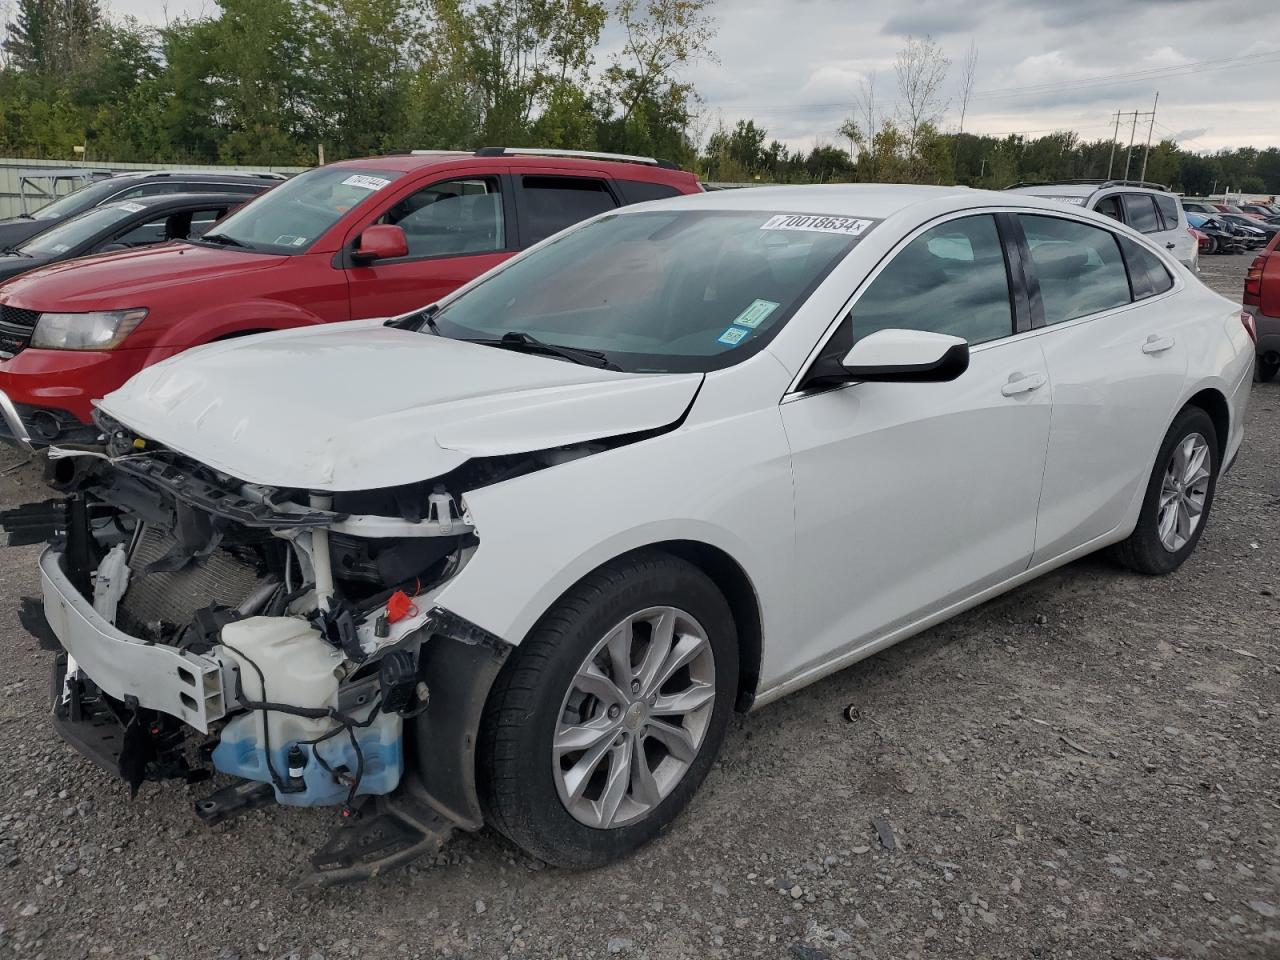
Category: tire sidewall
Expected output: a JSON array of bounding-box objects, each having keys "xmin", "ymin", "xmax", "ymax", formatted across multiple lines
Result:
[
  {"xmin": 1131, "ymin": 407, "xmax": 1219, "ymax": 574},
  {"xmin": 491, "ymin": 557, "xmax": 738, "ymax": 867}
]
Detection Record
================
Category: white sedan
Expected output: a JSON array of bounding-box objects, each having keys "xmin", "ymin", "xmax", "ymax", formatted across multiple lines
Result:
[{"xmin": 24, "ymin": 184, "xmax": 1254, "ymax": 879}]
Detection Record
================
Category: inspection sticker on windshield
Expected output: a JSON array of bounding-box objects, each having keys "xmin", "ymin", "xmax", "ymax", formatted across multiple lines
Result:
[
  {"xmin": 732, "ymin": 299, "xmax": 779, "ymax": 329},
  {"xmin": 340, "ymin": 174, "xmax": 391, "ymax": 192},
  {"xmin": 117, "ymin": 202, "xmax": 146, "ymax": 213},
  {"xmin": 761, "ymin": 214, "xmax": 872, "ymax": 237},
  {"xmin": 717, "ymin": 326, "xmax": 750, "ymax": 346}
]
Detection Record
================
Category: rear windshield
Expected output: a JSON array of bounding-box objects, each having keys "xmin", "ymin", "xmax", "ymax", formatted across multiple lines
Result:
[
  {"xmin": 198, "ymin": 166, "xmax": 403, "ymax": 255},
  {"xmin": 430, "ymin": 209, "xmax": 867, "ymax": 373}
]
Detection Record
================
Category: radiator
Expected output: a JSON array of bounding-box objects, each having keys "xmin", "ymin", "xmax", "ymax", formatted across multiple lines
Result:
[{"xmin": 118, "ymin": 525, "xmax": 266, "ymax": 631}]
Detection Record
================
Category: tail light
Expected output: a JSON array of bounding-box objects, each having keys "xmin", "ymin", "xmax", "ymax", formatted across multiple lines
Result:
[
  {"xmin": 1244, "ymin": 255, "xmax": 1265, "ymax": 305},
  {"xmin": 1240, "ymin": 310, "xmax": 1257, "ymax": 344}
]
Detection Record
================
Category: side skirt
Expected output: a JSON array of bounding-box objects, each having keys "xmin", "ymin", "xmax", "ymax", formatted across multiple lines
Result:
[{"xmin": 750, "ymin": 524, "xmax": 1128, "ymax": 710}]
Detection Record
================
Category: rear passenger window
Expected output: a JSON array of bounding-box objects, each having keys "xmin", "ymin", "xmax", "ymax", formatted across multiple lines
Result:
[
  {"xmin": 1020, "ymin": 215, "xmax": 1132, "ymax": 324},
  {"xmin": 850, "ymin": 215, "xmax": 1013, "ymax": 346},
  {"xmin": 615, "ymin": 180, "xmax": 684, "ymax": 205},
  {"xmin": 522, "ymin": 177, "xmax": 617, "ymax": 244},
  {"xmin": 1154, "ymin": 194, "xmax": 1180, "ymax": 230},
  {"xmin": 1119, "ymin": 237, "xmax": 1174, "ymax": 299},
  {"xmin": 1121, "ymin": 194, "xmax": 1160, "ymax": 234}
]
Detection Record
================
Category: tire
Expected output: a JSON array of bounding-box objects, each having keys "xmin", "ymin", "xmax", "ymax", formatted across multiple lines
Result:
[
  {"xmin": 1111, "ymin": 406, "xmax": 1219, "ymax": 575},
  {"xmin": 478, "ymin": 551, "xmax": 739, "ymax": 868},
  {"xmin": 1257, "ymin": 356, "xmax": 1280, "ymax": 383},
  {"xmin": 1205, "ymin": 236, "xmax": 1218, "ymax": 255}
]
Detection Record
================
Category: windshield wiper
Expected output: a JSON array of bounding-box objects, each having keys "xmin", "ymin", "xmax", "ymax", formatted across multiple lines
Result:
[
  {"xmin": 469, "ymin": 331, "xmax": 621, "ymax": 370},
  {"xmin": 198, "ymin": 233, "xmax": 249, "ymax": 249}
]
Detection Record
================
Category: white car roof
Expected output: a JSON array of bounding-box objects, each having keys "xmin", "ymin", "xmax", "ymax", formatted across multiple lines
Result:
[{"xmin": 630, "ymin": 182, "xmax": 1135, "ymax": 223}]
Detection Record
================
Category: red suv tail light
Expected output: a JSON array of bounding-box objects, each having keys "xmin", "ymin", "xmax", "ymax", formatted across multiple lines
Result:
[
  {"xmin": 1240, "ymin": 310, "xmax": 1257, "ymax": 344},
  {"xmin": 1244, "ymin": 255, "xmax": 1266, "ymax": 305}
]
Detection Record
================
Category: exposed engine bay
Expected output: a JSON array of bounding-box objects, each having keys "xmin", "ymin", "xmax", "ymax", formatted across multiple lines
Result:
[{"xmin": 2, "ymin": 413, "xmax": 614, "ymax": 883}]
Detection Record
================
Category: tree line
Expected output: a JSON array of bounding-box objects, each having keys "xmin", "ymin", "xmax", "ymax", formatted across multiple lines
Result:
[
  {"xmin": 0, "ymin": 0, "xmax": 715, "ymax": 166},
  {"xmin": 2, "ymin": 1, "xmax": 1278, "ymax": 197}
]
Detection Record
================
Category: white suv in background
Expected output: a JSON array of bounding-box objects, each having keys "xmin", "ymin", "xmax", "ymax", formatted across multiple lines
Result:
[{"xmin": 1006, "ymin": 180, "xmax": 1198, "ymax": 272}]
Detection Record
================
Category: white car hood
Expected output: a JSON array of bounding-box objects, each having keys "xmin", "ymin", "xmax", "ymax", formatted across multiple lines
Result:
[{"xmin": 97, "ymin": 320, "xmax": 703, "ymax": 491}]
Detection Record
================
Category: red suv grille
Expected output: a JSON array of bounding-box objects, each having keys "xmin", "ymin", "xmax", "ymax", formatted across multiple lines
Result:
[{"xmin": 0, "ymin": 305, "xmax": 39, "ymax": 356}]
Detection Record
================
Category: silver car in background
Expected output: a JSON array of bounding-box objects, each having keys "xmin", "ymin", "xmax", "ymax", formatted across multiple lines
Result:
[{"xmin": 1006, "ymin": 179, "xmax": 1198, "ymax": 272}]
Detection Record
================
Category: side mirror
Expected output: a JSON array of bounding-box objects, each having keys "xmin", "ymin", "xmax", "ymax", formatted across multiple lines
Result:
[
  {"xmin": 352, "ymin": 224, "xmax": 408, "ymax": 263},
  {"xmin": 803, "ymin": 329, "xmax": 970, "ymax": 388}
]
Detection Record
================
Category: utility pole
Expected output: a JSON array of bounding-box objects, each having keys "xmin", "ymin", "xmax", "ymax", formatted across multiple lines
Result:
[
  {"xmin": 1122, "ymin": 111, "xmax": 1139, "ymax": 182},
  {"xmin": 1106, "ymin": 111, "xmax": 1122, "ymax": 179},
  {"xmin": 1139, "ymin": 92, "xmax": 1159, "ymax": 183}
]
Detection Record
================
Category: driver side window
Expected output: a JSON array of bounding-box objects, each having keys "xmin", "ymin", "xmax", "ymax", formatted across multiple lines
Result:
[
  {"xmin": 850, "ymin": 215, "xmax": 1014, "ymax": 346},
  {"xmin": 378, "ymin": 177, "xmax": 504, "ymax": 259}
]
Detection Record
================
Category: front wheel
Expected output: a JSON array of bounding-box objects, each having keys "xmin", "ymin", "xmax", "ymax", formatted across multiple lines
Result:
[
  {"xmin": 478, "ymin": 552, "xmax": 738, "ymax": 868},
  {"xmin": 1257, "ymin": 355, "xmax": 1280, "ymax": 383},
  {"xmin": 1111, "ymin": 406, "xmax": 1219, "ymax": 575}
]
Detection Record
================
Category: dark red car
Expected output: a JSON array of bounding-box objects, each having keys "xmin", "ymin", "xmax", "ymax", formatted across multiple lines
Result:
[
  {"xmin": 1245, "ymin": 232, "xmax": 1280, "ymax": 381},
  {"xmin": 0, "ymin": 149, "xmax": 702, "ymax": 445}
]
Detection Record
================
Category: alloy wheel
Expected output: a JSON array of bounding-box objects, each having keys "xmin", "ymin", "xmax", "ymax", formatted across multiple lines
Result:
[
  {"xmin": 552, "ymin": 606, "xmax": 716, "ymax": 829},
  {"xmin": 1157, "ymin": 432, "xmax": 1211, "ymax": 552}
]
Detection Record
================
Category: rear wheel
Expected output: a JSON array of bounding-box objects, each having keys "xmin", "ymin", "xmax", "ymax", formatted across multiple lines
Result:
[
  {"xmin": 1257, "ymin": 355, "xmax": 1280, "ymax": 383},
  {"xmin": 478, "ymin": 552, "xmax": 738, "ymax": 868},
  {"xmin": 1111, "ymin": 406, "xmax": 1219, "ymax": 575}
]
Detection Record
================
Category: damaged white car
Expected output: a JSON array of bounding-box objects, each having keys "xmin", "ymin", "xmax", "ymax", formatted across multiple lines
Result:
[{"xmin": 5, "ymin": 185, "xmax": 1254, "ymax": 883}]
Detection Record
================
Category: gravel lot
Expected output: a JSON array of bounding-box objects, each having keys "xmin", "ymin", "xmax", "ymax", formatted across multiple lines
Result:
[{"xmin": 1, "ymin": 254, "xmax": 1276, "ymax": 960}]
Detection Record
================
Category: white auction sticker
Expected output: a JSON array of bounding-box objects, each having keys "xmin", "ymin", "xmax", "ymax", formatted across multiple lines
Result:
[
  {"xmin": 340, "ymin": 174, "xmax": 391, "ymax": 191},
  {"xmin": 760, "ymin": 214, "xmax": 872, "ymax": 236},
  {"xmin": 117, "ymin": 201, "xmax": 147, "ymax": 213}
]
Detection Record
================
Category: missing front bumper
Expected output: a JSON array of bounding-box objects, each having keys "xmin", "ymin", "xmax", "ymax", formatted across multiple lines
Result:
[{"xmin": 39, "ymin": 546, "xmax": 227, "ymax": 732}]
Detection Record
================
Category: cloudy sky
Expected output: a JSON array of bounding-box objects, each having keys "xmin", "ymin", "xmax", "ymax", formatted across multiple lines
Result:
[{"xmin": 113, "ymin": 0, "xmax": 1280, "ymax": 153}]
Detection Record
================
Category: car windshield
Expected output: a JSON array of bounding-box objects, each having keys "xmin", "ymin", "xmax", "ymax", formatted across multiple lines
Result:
[
  {"xmin": 15, "ymin": 203, "xmax": 140, "ymax": 257},
  {"xmin": 429, "ymin": 209, "xmax": 865, "ymax": 373},
  {"xmin": 27, "ymin": 177, "xmax": 126, "ymax": 221},
  {"xmin": 199, "ymin": 166, "xmax": 403, "ymax": 255}
]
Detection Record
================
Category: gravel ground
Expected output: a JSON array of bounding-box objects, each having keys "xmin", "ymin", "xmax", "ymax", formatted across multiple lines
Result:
[{"xmin": 0, "ymin": 255, "xmax": 1276, "ymax": 960}]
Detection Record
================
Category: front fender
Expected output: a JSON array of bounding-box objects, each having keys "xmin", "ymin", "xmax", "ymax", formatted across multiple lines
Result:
[
  {"xmin": 141, "ymin": 300, "xmax": 330, "ymax": 365},
  {"xmin": 431, "ymin": 401, "xmax": 795, "ymax": 681}
]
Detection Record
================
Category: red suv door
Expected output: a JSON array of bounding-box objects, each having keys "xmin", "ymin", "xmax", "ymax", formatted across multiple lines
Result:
[{"xmin": 341, "ymin": 167, "xmax": 517, "ymax": 319}]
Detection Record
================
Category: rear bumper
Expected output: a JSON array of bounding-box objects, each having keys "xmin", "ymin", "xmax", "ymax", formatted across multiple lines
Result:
[
  {"xmin": 40, "ymin": 547, "xmax": 227, "ymax": 733},
  {"xmin": 1247, "ymin": 304, "xmax": 1280, "ymax": 357}
]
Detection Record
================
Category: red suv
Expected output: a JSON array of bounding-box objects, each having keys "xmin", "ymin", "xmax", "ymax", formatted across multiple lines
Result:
[
  {"xmin": 0, "ymin": 148, "xmax": 701, "ymax": 446},
  {"xmin": 1245, "ymin": 232, "xmax": 1280, "ymax": 381}
]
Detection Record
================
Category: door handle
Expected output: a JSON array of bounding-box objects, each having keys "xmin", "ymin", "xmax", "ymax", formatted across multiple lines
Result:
[
  {"xmin": 1142, "ymin": 334, "xmax": 1176, "ymax": 355},
  {"xmin": 1001, "ymin": 372, "xmax": 1046, "ymax": 397}
]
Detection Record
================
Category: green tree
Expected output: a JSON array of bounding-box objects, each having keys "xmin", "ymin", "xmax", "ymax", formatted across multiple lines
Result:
[
  {"xmin": 4, "ymin": 0, "xmax": 100, "ymax": 76},
  {"xmin": 597, "ymin": 0, "xmax": 715, "ymax": 163},
  {"xmin": 432, "ymin": 0, "xmax": 605, "ymax": 145}
]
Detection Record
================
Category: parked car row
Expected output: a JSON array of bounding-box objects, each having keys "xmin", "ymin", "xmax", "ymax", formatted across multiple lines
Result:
[{"xmin": 0, "ymin": 158, "xmax": 1255, "ymax": 883}]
